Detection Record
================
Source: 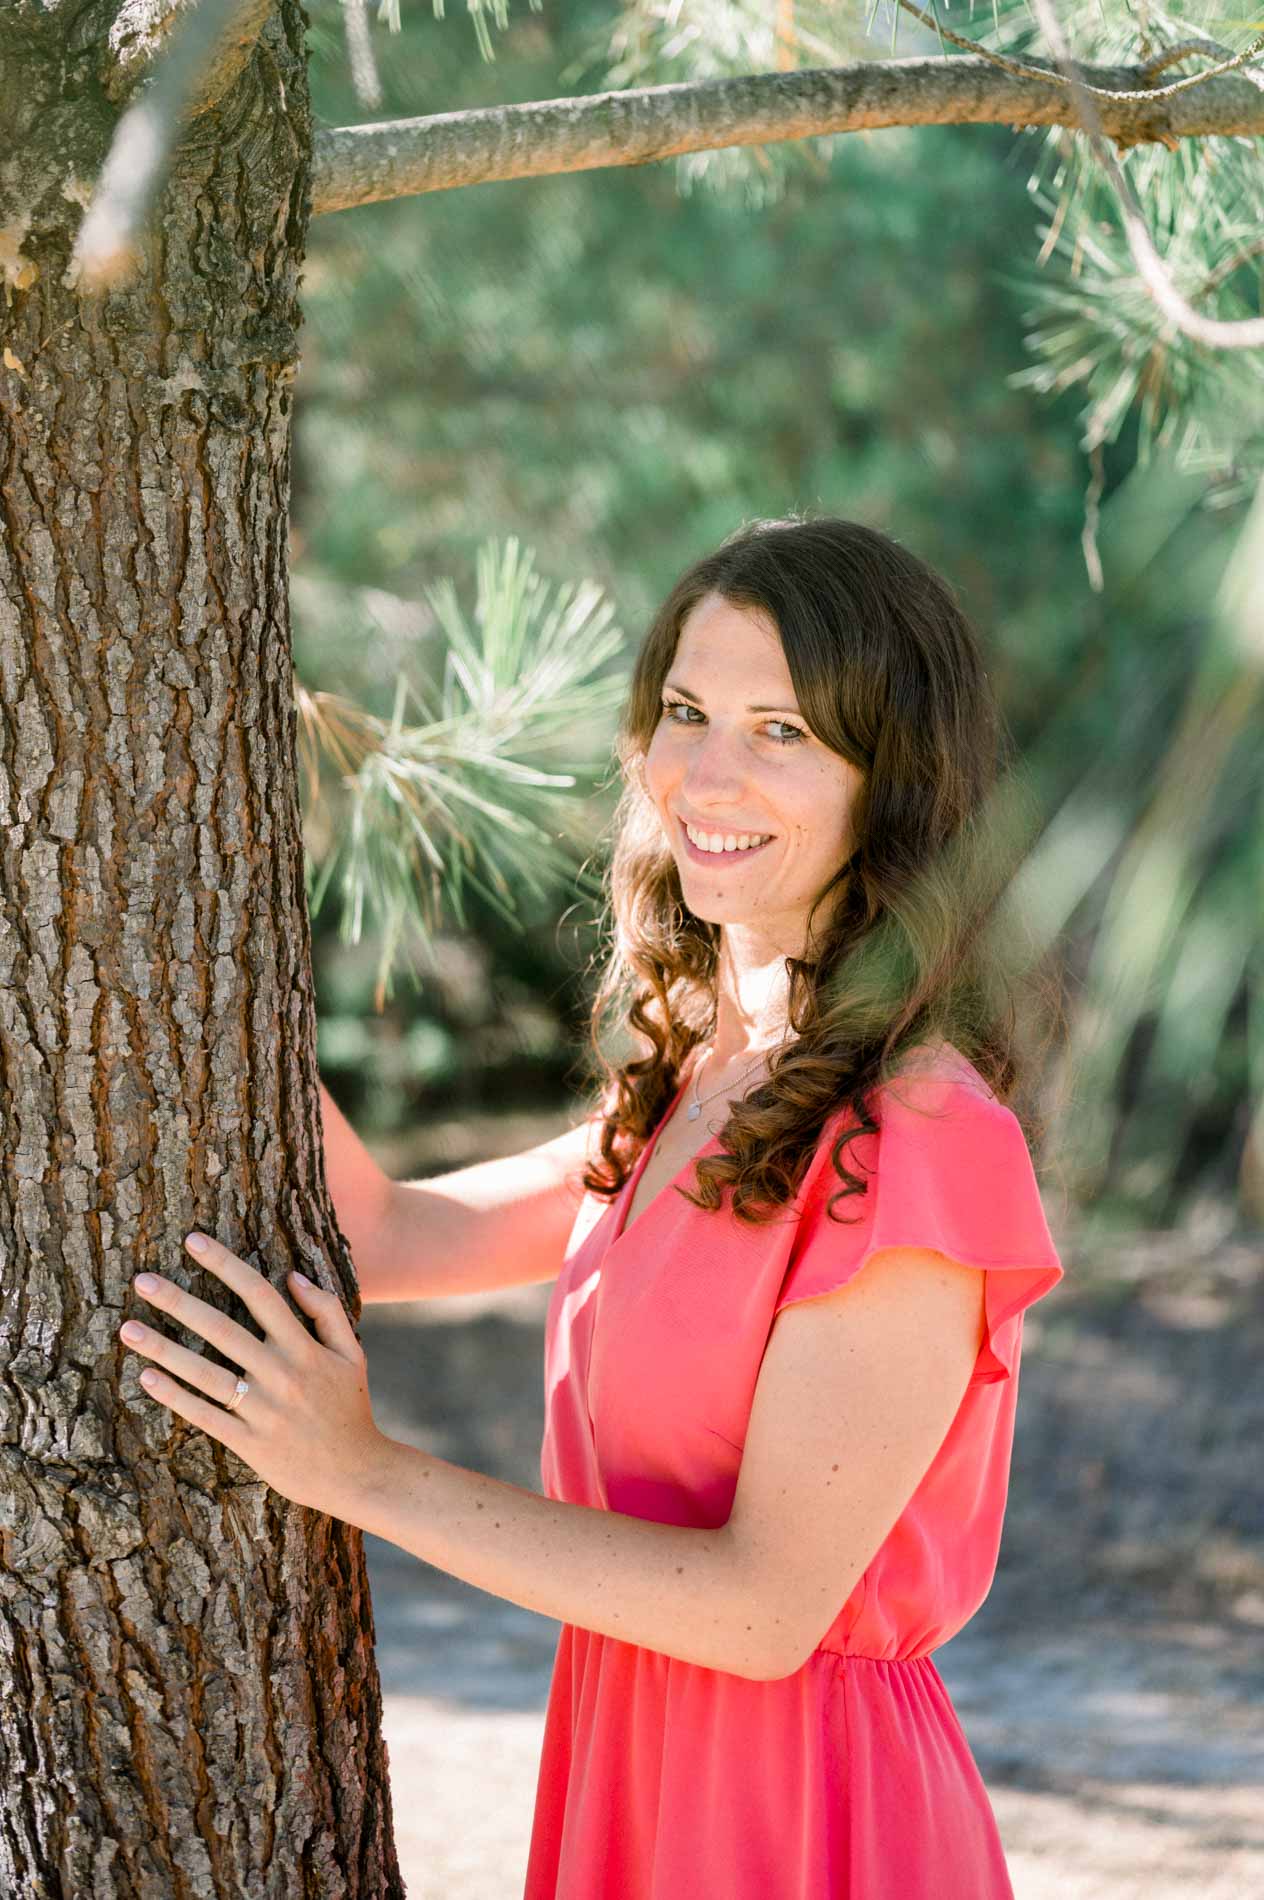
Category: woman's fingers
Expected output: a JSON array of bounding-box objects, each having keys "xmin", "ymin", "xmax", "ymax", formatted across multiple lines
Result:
[
  {"xmin": 287, "ymin": 1271, "xmax": 366, "ymax": 1364},
  {"xmin": 120, "ymin": 1318, "xmax": 247, "ymax": 1408},
  {"xmin": 131, "ymin": 1268, "xmax": 274, "ymax": 1373},
  {"xmin": 177, "ymin": 1232, "xmax": 318, "ymax": 1356}
]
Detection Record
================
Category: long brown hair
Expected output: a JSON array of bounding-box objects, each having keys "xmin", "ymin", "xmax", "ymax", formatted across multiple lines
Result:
[{"xmin": 577, "ymin": 513, "xmax": 1061, "ymax": 1225}]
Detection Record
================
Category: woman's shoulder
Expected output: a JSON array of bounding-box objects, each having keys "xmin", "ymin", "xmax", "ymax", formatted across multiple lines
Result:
[
  {"xmin": 800, "ymin": 1039, "xmax": 1019, "ymax": 1201},
  {"xmin": 794, "ymin": 1038, "xmax": 1059, "ymax": 1275},
  {"xmin": 882, "ymin": 1035, "xmax": 999, "ymax": 1099},
  {"xmin": 814, "ymin": 1038, "xmax": 1003, "ymax": 1142}
]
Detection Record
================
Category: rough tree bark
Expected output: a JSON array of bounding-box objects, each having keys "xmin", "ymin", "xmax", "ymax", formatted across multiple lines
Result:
[{"xmin": 0, "ymin": 0, "xmax": 405, "ymax": 1892}]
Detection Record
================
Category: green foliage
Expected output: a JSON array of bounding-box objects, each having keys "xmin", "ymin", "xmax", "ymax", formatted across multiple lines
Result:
[
  {"xmin": 309, "ymin": 0, "xmax": 537, "ymax": 67},
  {"xmin": 1008, "ymin": 122, "xmax": 1263, "ymax": 497},
  {"xmin": 295, "ymin": 0, "xmax": 1263, "ymax": 1224},
  {"xmin": 300, "ymin": 536, "xmax": 626, "ymax": 1010}
]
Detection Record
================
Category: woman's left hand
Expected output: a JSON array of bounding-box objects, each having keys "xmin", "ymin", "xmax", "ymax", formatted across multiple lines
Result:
[{"xmin": 119, "ymin": 1232, "xmax": 385, "ymax": 1520}]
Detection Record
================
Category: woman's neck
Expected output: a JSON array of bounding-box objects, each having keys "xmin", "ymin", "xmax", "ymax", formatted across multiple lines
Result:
[
  {"xmin": 706, "ymin": 1017, "xmax": 793, "ymax": 1072},
  {"xmin": 707, "ymin": 931, "xmax": 797, "ymax": 1069}
]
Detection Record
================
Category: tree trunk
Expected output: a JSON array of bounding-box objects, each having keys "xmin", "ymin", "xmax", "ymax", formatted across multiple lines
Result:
[{"xmin": 0, "ymin": 4, "xmax": 405, "ymax": 1891}]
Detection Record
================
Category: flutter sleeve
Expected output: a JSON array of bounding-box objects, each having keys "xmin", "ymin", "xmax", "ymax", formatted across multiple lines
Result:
[{"xmin": 774, "ymin": 1069, "xmax": 1064, "ymax": 1387}]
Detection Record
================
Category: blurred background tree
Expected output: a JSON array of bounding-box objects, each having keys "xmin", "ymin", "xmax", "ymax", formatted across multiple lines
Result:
[{"xmin": 291, "ymin": 0, "xmax": 1263, "ymax": 1242}]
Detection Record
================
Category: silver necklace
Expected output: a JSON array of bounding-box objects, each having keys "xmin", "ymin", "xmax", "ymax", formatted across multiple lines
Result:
[{"xmin": 686, "ymin": 1031, "xmax": 793, "ymax": 1121}]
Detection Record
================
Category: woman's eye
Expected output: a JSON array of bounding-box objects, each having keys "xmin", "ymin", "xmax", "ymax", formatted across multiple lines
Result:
[{"xmin": 660, "ymin": 700, "xmax": 805, "ymax": 745}]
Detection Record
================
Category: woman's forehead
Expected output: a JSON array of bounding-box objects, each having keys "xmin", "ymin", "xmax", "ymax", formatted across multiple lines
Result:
[{"xmin": 673, "ymin": 596, "xmax": 791, "ymax": 685}]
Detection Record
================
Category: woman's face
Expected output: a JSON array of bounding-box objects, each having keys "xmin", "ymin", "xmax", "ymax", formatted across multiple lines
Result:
[{"xmin": 643, "ymin": 591, "xmax": 864, "ymax": 953}]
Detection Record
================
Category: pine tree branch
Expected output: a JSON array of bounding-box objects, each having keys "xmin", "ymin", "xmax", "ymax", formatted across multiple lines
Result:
[
  {"xmin": 1026, "ymin": 0, "xmax": 1264, "ymax": 350},
  {"xmin": 893, "ymin": 1, "xmax": 1264, "ymax": 105},
  {"xmin": 310, "ymin": 53, "xmax": 1264, "ymax": 218},
  {"xmin": 294, "ymin": 537, "xmax": 626, "ymax": 1004}
]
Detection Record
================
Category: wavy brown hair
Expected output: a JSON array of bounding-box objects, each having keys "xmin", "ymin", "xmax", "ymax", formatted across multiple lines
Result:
[{"xmin": 576, "ymin": 513, "xmax": 1063, "ymax": 1226}]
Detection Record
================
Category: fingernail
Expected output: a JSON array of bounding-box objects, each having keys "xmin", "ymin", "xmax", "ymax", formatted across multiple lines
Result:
[
  {"xmin": 292, "ymin": 1271, "xmax": 313, "ymax": 1288},
  {"xmin": 186, "ymin": 1233, "xmax": 209, "ymax": 1252},
  {"xmin": 135, "ymin": 1274, "xmax": 158, "ymax": 1293},
  {"xmin": 121, "ymin": 1321, "xmax": 146, "ymax": 1342}
]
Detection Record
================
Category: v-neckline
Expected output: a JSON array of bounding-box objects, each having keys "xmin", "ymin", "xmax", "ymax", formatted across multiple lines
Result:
[{"xmin": 610, "ymin": 1067, "xmax": 724, "ymax": 1250}]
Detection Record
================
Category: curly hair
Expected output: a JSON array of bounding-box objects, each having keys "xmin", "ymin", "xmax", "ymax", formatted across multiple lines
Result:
[{"xmin": 574, "ymin": 512, "xmax": 1063, "ymax": 1226}]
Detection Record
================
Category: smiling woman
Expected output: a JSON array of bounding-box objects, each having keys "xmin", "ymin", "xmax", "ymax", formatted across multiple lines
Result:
[
  {"xmin": 521, "ymin": 511, "xmax": 1065, "ymax": 1898},
  {"xmin": 646, "ymin": 589, "xmax": 864, "ymax": 938}
]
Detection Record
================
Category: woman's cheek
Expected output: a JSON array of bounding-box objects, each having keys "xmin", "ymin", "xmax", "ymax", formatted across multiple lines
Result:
[{"xmin": 642, "ymin": 732, "xmax": 679, "ymax": 815}]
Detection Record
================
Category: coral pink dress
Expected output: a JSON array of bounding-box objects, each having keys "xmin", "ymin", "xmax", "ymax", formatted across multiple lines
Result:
[{"xmin": 523, "ymin": 1046, "xmax": 1063, "ymax": 1898}]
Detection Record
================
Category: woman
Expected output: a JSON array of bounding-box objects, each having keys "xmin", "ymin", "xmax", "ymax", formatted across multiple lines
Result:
[{"xmin": 119, "ymin": 515, "xmax": 1064, "ymax": 1897}]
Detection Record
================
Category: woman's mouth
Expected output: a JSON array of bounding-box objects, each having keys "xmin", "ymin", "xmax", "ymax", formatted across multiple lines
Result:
[{"xmin": 678, "ymin": 818, "xmax": 775, "ymax": 866}]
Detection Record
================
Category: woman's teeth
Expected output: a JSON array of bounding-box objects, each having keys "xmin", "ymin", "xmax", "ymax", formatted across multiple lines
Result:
[{"xmin": 683, "ymin": 822, "xmax": 772, "ymax": 854}]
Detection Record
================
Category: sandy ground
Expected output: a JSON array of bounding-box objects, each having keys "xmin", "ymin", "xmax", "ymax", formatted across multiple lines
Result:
[{"xmin": 352, "ymin": 1111, "xmax": 1263, "ymax": 1896}]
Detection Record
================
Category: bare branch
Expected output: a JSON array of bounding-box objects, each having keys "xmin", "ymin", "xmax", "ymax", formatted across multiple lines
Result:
[
  {"xmin": 71, "ymin": 0, "xmax": 274, "ymax": 292},
  {"xmin": 1027, "ymin": 0, "xmax": 1264, "ymax": 350},
  {"xmin": 894, "ymin": 0, "xmax": 1264, "ymax": 104},
  {"xmin": 1139, "ymin": 39, "xmax": 1260, "ymax": 86},
  {"xmin": 310, "ymin": 53, "xmax": 1264, "ymax": 219}
]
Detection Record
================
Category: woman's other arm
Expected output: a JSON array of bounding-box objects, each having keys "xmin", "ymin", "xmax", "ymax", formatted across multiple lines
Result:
[{"xmin": 318, "ymin": 1079, "xmax": 598, "ymax": 1305}]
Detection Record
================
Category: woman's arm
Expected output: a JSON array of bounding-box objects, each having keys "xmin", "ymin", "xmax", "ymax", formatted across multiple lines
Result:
[
  {"xmin": 341, "ymin": 1244, "xmax": 986, "ymax": 1680},
  {"xmin": 319, "ymin": 1079, "xmax": 598, "ymax": 1305},
  {"xmin": 319, "ymin": 1082, "xmax": 399, "ymax": 1290},
  {"xmin": 119, "ymin": 1223, "xmax": 984, "ymax": 1682}
]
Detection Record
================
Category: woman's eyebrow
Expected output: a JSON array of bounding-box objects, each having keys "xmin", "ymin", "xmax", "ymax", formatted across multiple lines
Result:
[{"xmin": 664, "ymin": 680, "xmax": 802, "ymax": 715}]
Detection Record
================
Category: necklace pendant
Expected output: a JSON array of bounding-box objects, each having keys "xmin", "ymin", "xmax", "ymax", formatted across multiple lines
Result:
[{"xmin": 686, "ymin": 1101, "xmax": 702, "ymax": 1121}]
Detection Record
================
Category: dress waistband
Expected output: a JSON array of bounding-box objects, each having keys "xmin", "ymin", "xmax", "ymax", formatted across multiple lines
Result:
[{"xmin": 816, "ymin": 1647, "xmax": 937, "ymax": 1664}]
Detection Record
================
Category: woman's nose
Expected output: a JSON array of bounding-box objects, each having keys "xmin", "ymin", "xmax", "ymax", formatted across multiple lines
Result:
[
  {"xmin": 680, "ymin": 763, "xmax": 748, "ymax": 809},
  {"xmin": 681, "ymin": 740, "xmax": 748, "ymax": 800}
]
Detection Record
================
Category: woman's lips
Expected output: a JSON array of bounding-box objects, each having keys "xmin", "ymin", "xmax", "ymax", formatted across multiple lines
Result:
[{"xmin": 678, "ymin": 823, "xmax": 774, "ymax": 867}]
